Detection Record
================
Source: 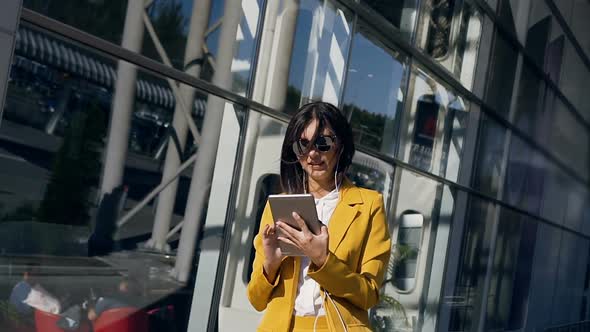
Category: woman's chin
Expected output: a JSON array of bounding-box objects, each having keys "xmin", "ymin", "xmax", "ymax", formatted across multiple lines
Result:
[{"xmin": 308, "ymin": 169, "xmax": 333, "ymax": 182}]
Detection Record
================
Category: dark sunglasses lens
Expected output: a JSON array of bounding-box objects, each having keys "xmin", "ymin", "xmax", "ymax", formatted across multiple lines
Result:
[
  {"xmin": 292, "ymin": 140, "xmax": 307, "ymax": 156},
  {"xmin": 316, "ymin": 136, "xmax": 334, "ymax": 151}
]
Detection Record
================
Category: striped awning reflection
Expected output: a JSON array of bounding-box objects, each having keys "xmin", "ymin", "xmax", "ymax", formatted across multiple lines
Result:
[{"xmin": 13, "ymin": 27, "xmax": 193, "ymax": 111}]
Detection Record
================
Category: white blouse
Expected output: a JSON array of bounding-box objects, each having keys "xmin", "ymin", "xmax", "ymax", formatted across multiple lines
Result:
[{"xmin": 294, "ymin": 188, "xmax": 340, "ymax": 317}]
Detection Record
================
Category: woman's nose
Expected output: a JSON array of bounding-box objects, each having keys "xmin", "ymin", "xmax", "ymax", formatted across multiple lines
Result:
[{"xmin": 308, "ymin": 148, "xmax": 320, "ymax": 158}]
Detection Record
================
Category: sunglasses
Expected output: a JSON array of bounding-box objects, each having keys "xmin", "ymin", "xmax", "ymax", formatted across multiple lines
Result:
[{"xmin": 292, "ymin": 135, "xmax": 337, "ymax": 156}]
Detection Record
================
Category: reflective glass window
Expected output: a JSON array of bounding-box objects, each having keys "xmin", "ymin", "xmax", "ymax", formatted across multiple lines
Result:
[
  {"xmin": 415, "ymin": 0, "xmax": 483, "ymax": 90},
  {"xmin": 549, "ymin": 233, "xmax": 589, "ymax": 325},
  {"xmin": 484, "ymin": 31, "xmax": 518, "ymax": 118},
  {"xmin": 512, "ymin": 63, "xmax": 550, "ymax": 145},
  {"xmin": 2, "ymin": 24, "xmax": 246, "ymax": 332},
  {"xmin": 24, "ymin": 0, "xmax": 264, "ymax": 96},
  {"xmin": 445, "ymin": 196, "xmax": 496, "ymax": 331},
  {"xmin": 524, "ymin": 0, "xmax": 590, "ymax": 121},
  {"xmin": 484, "ymin": 209, "xmax": 536, "ymax": 330},
  {"xmin": 376, "ymin": 169, "xmax": 454, "ymax": 331},
  {"xmin": 277, "ymin": 0, "xmax": 353, "ymax": 113},
  {"xmin": 503, "ymin": 136, "xmax": 548, "ymax": 215},
  {"xmin": 472, "ymin": 114, "xmax": 507, "ymax": 198},
  {"xmin": 341, "ymin": 21, "xmax": 407, "ymax": 156},
  {"xmin": 401, "ymin": 67, "xmax": 470, "ymax": 182},
  {"xmin": 548, "ymin": 97, "xmax": 589, "ymax": 181},
  {"xmin": 524, "ymin": 223, "xmax": 563, "ymax": 330},
  {"xmin": 360, "ymin": 0, "xmax": 419, "ymax": 40}
]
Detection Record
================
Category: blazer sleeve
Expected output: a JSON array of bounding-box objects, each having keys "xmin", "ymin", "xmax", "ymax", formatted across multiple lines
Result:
[
  {"xmin": 247, "ymin": 201, "xmax": 282, "ymax": 311},
  {"xmin": 308, "ymin": 193, "xmax": 391, "ymax": 310}
]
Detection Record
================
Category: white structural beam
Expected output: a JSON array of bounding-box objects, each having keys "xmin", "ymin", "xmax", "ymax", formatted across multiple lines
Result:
[
  {"xmin": 264, "ymin": 0, "xmax": 300, "ymax": 109},
  {"xmin": 145, "ymin": 0, "xmax": 212, "ymax": 252},
  {"xmin": 220, "ymin": 0, "xmax": 299, "ymax": 311},
  {"xmin": 174, "ymin": 0, "xmax": 243, "ymax": 283},
  {"xmin": 100, "ymin": 0, "xmax": 145, "ymax": 197}
]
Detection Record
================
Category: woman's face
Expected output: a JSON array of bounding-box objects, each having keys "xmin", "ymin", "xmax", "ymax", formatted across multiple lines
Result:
[{"xmin": 297, "ymin": 118, "xmax": 340, "ymax": 185}]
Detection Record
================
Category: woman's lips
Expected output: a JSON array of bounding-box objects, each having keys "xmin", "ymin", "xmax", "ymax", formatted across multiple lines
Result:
[{"xmin": 309, "ymin": 162, "xmax": 325, "ymax": 169}]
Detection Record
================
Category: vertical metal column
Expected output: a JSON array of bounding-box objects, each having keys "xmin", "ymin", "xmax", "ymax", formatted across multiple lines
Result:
[
  {"xmin": 174, "ymin": 0, "xmax": 243, "ymax": 283},
  {"xmin": 99, "ymin": 0, "xmax": 145, "ymax": 197},
  {"xmin": 0, "ymin": 0, "xmax": 22, "ymax": 126},
  {"xmin": 146, "ymin": 0, "xmax": 212, "ymax": 252}
]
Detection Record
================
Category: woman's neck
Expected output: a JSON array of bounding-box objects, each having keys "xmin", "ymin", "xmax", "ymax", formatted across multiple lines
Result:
[{"xmin": 307, "ymin": 177, "xmax": 336, "ymax": 198}]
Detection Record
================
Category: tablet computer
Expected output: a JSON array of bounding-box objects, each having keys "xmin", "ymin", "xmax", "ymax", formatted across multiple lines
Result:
[{"xmin": 268, "ymin": 194, "xmax": 321, "ymax": 256}]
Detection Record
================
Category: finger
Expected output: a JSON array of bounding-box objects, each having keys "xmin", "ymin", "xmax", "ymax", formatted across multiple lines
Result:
[
  {"xmin": 276, "ymin": 221, "xmax": 300, "ymax": 238},
  {"xmin": 276, "ymin": 222, "xmax": 299, "ymax": 243},
  {"xmin": 263, "ymin": 224, "xmax": 270, "ymax": 237},
  {"xmin": 292, "ymin": 212, "xmax": 310, "ymax": 234},
  {"xmin": 277, "ymin": 236, "xmax": 298, "ymax": 248}
]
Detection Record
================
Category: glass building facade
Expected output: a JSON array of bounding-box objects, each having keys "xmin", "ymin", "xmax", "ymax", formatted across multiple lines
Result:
[{"xmin": 0, "ymin": 0, "xmax": 588, "ymax": 331}]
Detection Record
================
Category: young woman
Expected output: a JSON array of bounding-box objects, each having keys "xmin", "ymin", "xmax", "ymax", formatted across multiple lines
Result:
[{"xmin": 247, "ymin": 102, "xmax": 391, "ymax": 332}]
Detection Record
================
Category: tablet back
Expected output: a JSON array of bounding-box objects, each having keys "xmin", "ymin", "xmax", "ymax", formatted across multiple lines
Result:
[{"xmin": 268, "ymin": 194, "xmax": 320, "ymax": 256}]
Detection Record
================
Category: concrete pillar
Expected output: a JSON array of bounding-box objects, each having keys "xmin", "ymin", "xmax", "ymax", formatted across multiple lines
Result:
[
  {"xmin": 99, "ymin": 0, "xmax": 145, "ymax": 197},
  {"xmin": 0, "ymin": 0, "xmax": 22, "ymax": 126},
  {"xmin": 174, "ymin": 0, "xmax": 243, "ymax": 283},
  {"xmin": 263, "ymin": 0, "xmax": 299, "ymax": 109},
  {"xmin": 146, "ymin": 0, "xmax": 212, "ymax": 252}
]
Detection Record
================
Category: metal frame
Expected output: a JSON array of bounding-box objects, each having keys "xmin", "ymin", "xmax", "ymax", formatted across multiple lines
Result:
[
  {"xmin": 337, "ymin": 0, "xmax": 590, "ymax": 188},
  {"xmin": 545, "ymin": 0, "xmax": 590, "ymax": 74},
  {"xmin": 17, "ymin": 2, "xmax": 590, "ymax": 245},
  {"xmin": 11, "ymin": 4, "xmax": 590, "ymax": 331},
  {"xmin": 472, "ymin": 0, "xmax": 590, "ymax": 131}
]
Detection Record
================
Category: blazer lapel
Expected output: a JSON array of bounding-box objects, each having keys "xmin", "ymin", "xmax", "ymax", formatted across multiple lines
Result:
[{"xmin": 328, "ymin": 179, "xmax": 363, "ymax": 253}]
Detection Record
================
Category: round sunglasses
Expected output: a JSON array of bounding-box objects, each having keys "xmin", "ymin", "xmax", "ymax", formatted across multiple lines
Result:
[{"xmin": 292, "ymin": 135, "xmax": 337, "ymax": 156}]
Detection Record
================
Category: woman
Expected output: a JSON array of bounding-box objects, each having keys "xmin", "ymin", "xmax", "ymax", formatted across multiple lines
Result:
[{"xmin": 247, "ymin": 102, "xmax": 391, "ymax": 331}]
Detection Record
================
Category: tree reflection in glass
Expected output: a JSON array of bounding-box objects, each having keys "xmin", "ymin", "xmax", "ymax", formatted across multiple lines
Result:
[{"xmin": 341, "ymin": 22, "xmax": 407, "ymax": 156}]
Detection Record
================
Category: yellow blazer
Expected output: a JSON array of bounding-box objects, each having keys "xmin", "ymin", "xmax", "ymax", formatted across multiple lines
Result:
[{"xmin": 247, "ymin": 179, "xmax": 391, "ymax": 331}]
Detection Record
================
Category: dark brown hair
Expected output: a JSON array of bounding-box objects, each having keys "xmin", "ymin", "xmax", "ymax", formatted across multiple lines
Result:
[{"xmin": 280, "ymin": 102, "xmax": 355, "ymax": 194}]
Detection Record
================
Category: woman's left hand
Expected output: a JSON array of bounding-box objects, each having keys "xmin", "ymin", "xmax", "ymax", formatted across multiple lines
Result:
[{"xmin": 276, "ymin": 212, "xmax": 329, "ymax": 267}]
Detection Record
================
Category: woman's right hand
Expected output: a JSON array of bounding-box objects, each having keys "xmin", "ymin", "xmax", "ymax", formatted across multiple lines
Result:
[{"xmin": 262, "ymin": 224, "xmax": 282, "ymax": 283}]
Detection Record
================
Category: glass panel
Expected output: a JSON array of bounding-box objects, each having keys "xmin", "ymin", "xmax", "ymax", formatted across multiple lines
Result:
[
  {"xmin": 360, "ymin": 0, "xmax": 419, "ymax": 40},
  {"xmin": 503, "ymin": 136, "xmax": 548, "ymax": 215},
  {"xmin": 375, "ymin": 168, "xmax": 452, "ymax": 332},
  {"xmin": 415, "ymin": 0, "xmax": 483, "ymax": 90},
  {"xmin": 484, "ymin": 209, "xmax": 536, "ymax": 330},
  {"xmin": 341, "ymin": 21, "xmax": 407, "ymax": 156},
  {"xmin": 524, "ymin": 0, "xmax": 566, "ymax": 73},
  {"xmin": 549, "ymin": 97, "xmax": 589, "ymax": 182},
  {"xmin": 496, "ymin": 0, "xmax": 530, "ymax": 42},
  {"xmin": 557, "ymin": 0, "xmax": 590, "ymax": 58},
  {"xmin": 524, "ymin": 0, "xmax": 590, "ymax": 122},
  {"xmin": 484, "ymin": 31, "xmax": 519, "ymax": 118},
  {"xmin": 525, "ymin": 222, "xmax": 563, "ymax": 330},
  {"xmin": 23, "ymin": 0, "xmax": 128, "ymax": 44},
  {"xmin": 2, "ymin": 24, "xmax": 246, "ymax": 332},
  {"xmin": 472, "ymin": 114, "xmax": 507, "ymax": 198},
  {"xmin": 539, "ymin": 163, "xmax": 570, "ymax": 226},
  {"xmin": 445, "ymin": 196, "xmax": 497, "ymax": 332},
  {"xmin": 280, "ymin": 0, "xmax": 353, "ymax": 113},
  {"xmin": 10, "ymin": 26, "xmax": 205, "ymax": 159},
  {"xmin": 24, "ymin": 0, "xmax": 263, "ymax": 96},
  {"xmin": 557, "ymin": 41, "xmax": 590, "ymax": 124},
  {"xmin": 512, "ymin": 63, "xmax": 550, "ymax": 144},
  {"xmin": 550, "ymin": 232, "xmax": 589, "ymax": 325},
  {"xmin": 401, "ymin": 67, "xmax": 470, "ymax": 182}
]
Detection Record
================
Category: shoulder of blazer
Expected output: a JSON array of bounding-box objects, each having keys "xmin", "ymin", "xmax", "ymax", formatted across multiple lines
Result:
[{"xmin": 340, "ymin": 178, "xmax": 382, "ymax": 207}]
